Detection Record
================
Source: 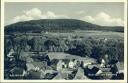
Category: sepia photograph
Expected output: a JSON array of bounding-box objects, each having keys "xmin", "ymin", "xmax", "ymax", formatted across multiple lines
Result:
[{"xmin": 0, "ymin": 0, "xmax": 127, "ymax": 82}]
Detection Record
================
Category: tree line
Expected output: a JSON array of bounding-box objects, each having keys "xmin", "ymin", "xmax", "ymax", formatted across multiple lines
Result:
[{"xmin": 4, "ymin": 35, "xmax": 124, "ymax": 63}]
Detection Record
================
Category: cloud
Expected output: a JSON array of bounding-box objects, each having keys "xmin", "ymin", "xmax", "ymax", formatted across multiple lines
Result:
[
  {"xmin": 10, "ymin": 8, "xmax": 69, "ymax": 24},
  {"xmin": 81, "ymin": 12, "xmax": 124, "ymax": 26},
  {"xmin": 9, "ymin": 9, "xmax": 123, "ymax": 26},
  {"xmin": 76, "ymin": 10, "xmax": 85, "ymax": 15}
]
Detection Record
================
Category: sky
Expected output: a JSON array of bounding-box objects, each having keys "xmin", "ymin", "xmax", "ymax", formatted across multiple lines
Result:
[{"xmin": 4, "ymin": 2, "xmax": 124, "ymax": 26}]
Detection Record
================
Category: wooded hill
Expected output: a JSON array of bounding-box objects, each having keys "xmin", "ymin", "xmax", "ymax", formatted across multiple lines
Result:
[{"xmin": 4, "ymin": 19, "xmax": 124, "ymax": 34}]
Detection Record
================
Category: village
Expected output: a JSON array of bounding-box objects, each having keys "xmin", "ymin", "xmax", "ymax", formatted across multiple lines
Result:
[{"xmin": 6, "ymin": 48, "xmax": 124, "ymax": 80}]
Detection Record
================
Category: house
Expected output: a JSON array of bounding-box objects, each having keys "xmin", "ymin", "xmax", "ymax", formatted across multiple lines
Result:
[
  {"xmin": 50, "ymin": 59, "xmax": 59, "ymax": 70},
  {"xmin": 100, "ymin": 38, "xmax": 108, "ymax": 42},
  {"xmin": 75, "ymin": 60, "xmax": 81, "ymax": 68},
  {"xmin": 27, "ymin": 70, "xmax": 42, "ymax": 79},
  {"xmin": 62, "ymin": 59, "xmax": 70, "ymax": 68},
  {"xmin": 26, "ymin": 57, "xmax": 34, "ymax": 63},
  {"xmin": 115, "ymin": 62, "xmax": 124, "ymax": 74},
  {"xmin": 100, "ymin": 54, "xmax": 109, "ymax": 67},
  {"xmin": 26, "ymin": 61, "xmax": 56, "ymax": 79},
  {"xmin": 68, "ymin": 59, "xmax": 77, "ymax": 69},
  {"xmin": 53, "ymin": 69, "xmax": 74, "ymax": 80},
  {"xmin": 95, "ymin": 69, "xmax": 102, "ymax": 76},
  {"xmin": 7, "ymin": 48, "xmax": 15, "ymax": 58},
  {"xmin": 57, "ymin": 60, "xmax": 65, "ymax": 71},
  {"xmin": 82, "ymin": 62, "xmax": 92, "ymax": 68},
  {"xmin": 52, "ymin": 71, "xmax": 66, "ymax": 80},
  {"xmin": 45, "ymin": 31, "xmax": 48, "ymax": 34},
  {"xmin": 74, "ymin": 67, "xmax": 89, "ymax": 80},
  {"xmin": 26, "ymin": 63, "xmax": 35, "ymax": 71},
  {"xmin": 104, "ymin": 38, "xmax": 108, "ymax": 42},
  {"xmin": 26, "ymin": 61, "xmax": 47, "ymax": 71},
  {"xmin": 40, "ymin": 70, "xmax": 45, "ymax": 79},
  {"xmin": 68, "ymin": 60, "xmax": 74, "ymax": 69},
  {"xmin": 51, "ymin": 59, "xmax": 74, "ymax": 71},
  {"xmin": 19, "ymin": 51, "xmax": 29, "ymax": 61},
  {"xmin": 100, "ymin": 59, "xmax": 105, "ymax": 68},
  {"xmin": 7, "ymin": 48, "xmax": 15, "ymax": 61},
  {"xmin": 81, "ymin": 58, "xmax": 96, "ymax": 68}
]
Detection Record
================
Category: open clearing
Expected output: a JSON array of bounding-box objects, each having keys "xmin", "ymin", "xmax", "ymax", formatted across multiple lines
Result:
[
  {"xmin": 48, "ymin": 52, "xmax": 96, "ymax": 62},
  {"xmin": 46, "ymin": 30, "xmax": 123, "ymax": 40}
]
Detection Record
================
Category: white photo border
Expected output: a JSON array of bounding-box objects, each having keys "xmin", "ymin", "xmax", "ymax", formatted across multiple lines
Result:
[{"xmin": 0, "ymin": 0, "xmax": 127, "ymax": 83}]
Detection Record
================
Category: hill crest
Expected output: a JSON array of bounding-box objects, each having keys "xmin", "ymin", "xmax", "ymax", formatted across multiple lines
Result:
[{"xmin": 4, "ymin": 19, "xmax": 124, "ymax": 34}]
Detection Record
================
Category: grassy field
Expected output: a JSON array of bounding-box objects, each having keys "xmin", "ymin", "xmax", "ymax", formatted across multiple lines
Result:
[
  {"xmin": 45, "ymin": 30, "xmax": 124, "ymax": 40},
  {"xmin": 13, "ymin": 30, "xmax": 123, "ymax": 42},
  {"xmin": 48, "ymin": 52, "xmax": 96, "ymax": 62}
]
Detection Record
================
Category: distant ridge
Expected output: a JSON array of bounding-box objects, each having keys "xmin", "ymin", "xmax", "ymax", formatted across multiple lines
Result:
[{"xmin": 4, "ymin": 19, "xmax": 124, "ymax": 34}]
